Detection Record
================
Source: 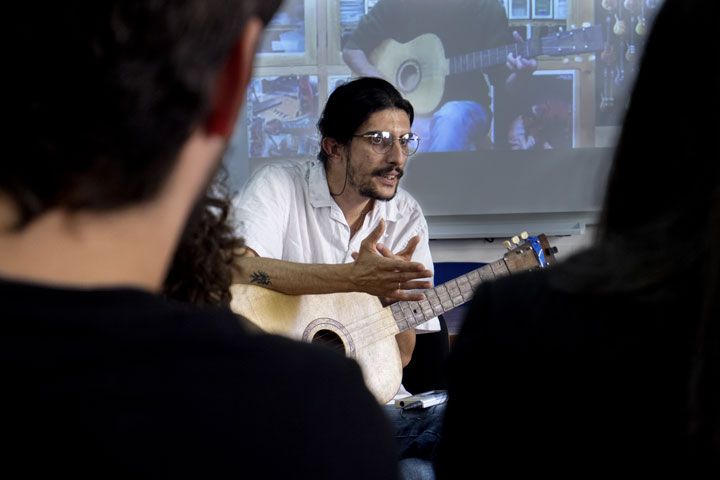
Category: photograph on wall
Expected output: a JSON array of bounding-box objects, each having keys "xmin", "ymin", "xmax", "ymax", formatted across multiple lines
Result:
[
  {"xmin": 257, "ymin": 0, "xmax": 306, "ymax": 55},
  {"xmin": 495, "ymin": 70, "xmax": 575, "ymax": 150},
  {"xmin": 246, "ymin": 75, "xmax": 319, "ymax": 158},
  {"xmin": 339, "ymin": 0, "xmax": 367, "ymax": 50},
  {"xmin": 508, "ymin": 0, "xmax": 531, "ymax": 19},
  {"xmin": 532, "ymin": 0, "xmax": 554, "ymax": 19}
]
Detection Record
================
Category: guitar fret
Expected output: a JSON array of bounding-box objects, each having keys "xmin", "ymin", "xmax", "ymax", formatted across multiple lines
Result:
[
  {"xmin": 402, "ymin": 302, "xmax": 415, "ymax": 324},
  {"xmin": 446, "ymin": 278, "xmax": 464, "ymax": 306},
  {"xmin": 424, "ymin": 289, "xmax": 444, "ymax": 316},
  {"xmin": 478, "ymin": 265, "xmax": 496, "ymax": 283},
  {"xmin": 490, "ymin": 259, "xmax": 510, "ymax": 278},
  {"xmin": 467, "ymin": 269, "xmax": 481, "ymax": 288},
  {"xmin": 418, "ymin": 299, "xmax": 435, "ymax": 319},
  {"xmin": 457, "ymin": 275, "xmax": 473, "ymax": 299},
  {"xmin": 436, "ymin": 284, "xmax": 455, "ymax": 311}
]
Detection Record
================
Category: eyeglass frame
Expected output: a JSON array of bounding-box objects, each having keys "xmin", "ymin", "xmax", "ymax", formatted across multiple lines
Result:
[{"xmin": 351, "ymin": 130, "xmax": 421, "ymax": 156}]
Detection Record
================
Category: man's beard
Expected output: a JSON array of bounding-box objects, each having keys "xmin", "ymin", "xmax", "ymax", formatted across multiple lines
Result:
[{"xmin": 346, "ymin": 154, "xmax": 404, "ymax": 201}]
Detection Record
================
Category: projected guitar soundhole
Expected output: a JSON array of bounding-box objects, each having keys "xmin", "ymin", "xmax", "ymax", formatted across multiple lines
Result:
[{"xmin": 397, "ymin": 60, "xmax": 421, "ymax": 93}]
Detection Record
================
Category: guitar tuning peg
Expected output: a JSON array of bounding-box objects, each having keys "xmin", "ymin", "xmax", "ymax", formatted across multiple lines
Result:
[
  {"xmin": 520, "ymin": 231, "xmax": 529, "ymax": 240},
  {"xmin": 503, "ymin": 240, "xmax": 513, "ymax": 250},
  {"xmin": 511, "ymin": 236, "xmax": 520, "ymax": 245}
]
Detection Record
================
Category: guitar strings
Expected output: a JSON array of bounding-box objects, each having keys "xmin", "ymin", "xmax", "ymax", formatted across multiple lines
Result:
[
  {"xmin": 309, "ymin": 275, "xmax": 478, "ymax": 347},
  {"xmin": 309, "ymin": 280, "xmax": 476, "ymax": 353}
]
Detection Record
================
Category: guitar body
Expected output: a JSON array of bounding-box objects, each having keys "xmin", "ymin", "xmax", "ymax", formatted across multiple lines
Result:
[
  {"xmin": 368, "ymin": 26, "xmax": 604, "ymax": 116},
  {"xmin": 370, "ymin": 34, "xmax": 449, "ymax": 115},
  {"xmin": 230, "ymin": 284, "xmax": 403, "ymax": 404}
]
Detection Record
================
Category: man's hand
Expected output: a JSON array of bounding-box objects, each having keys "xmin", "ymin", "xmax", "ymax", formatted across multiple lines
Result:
[
  {"xmin": 350, "ymin": 219, "xmax": 432, "ymax": 301},
  {"xmin": 506, "ymin": 31, "xmax": 538, "ymax": 87}
]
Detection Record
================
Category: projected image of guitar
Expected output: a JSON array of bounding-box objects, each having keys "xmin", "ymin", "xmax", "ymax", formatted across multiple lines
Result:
[
  {"xmin": 230, "ymin": 233, "xmax": 558, "ymax": 404},
  {"xmin": 369, "ymin": 25, "xmax": 603, "ymax": 115}
]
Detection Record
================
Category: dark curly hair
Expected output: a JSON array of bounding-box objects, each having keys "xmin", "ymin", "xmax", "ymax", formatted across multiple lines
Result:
[{"xmin": 163, "ymin": 174, "xmax": 244, "ymax": 308}]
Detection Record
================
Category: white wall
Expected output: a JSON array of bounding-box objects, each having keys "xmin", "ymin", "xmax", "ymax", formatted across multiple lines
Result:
[{"xmin": 429, "ymin": 227, "xmax": 595, "ymax": 264}]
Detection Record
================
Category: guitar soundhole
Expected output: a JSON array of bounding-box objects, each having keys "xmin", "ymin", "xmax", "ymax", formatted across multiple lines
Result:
[
  {"xmin": 303, "ymin": 317, "xmax": 355, "ymax": 357},
  {"xmin": 311, "ymin": 329, "xmax": 346, "ymax": 355},
  {"xmin": 397, "ymin": 60, "xmax": 421, "ymax": 93}
]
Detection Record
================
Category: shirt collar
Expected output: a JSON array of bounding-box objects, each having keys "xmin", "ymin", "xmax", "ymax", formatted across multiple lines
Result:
[{"xmin": 308, "ymin": 161, "xmax": 336, "ymax": 208}]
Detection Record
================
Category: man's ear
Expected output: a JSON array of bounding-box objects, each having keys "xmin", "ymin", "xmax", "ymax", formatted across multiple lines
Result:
[
  {"xmin": 321, "ymin": 137, "xmax": 344, "ymax": 161},
  {"xmin": 205, "ymin": 18, "xmax": 263, "ymax": 138}
]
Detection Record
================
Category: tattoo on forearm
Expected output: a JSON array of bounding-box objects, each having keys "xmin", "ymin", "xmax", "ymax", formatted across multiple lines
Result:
[{"xmin": 249, "ymin": 271, "xmax": 271, "ymax": 286}]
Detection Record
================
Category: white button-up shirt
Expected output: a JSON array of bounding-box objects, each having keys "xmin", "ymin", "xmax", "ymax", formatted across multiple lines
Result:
[{"xmin": 233, "ymin": 159, "xmax": 440, "ymax": 334}]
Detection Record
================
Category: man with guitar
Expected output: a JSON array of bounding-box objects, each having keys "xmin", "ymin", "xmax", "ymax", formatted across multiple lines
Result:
[
  {"xmin": 342, "ymin": 0, "xmax": 537, "ymax": 152},
  {"xmin": 233, "ymin": 77, "xmax": 444, "ymax": 480}
]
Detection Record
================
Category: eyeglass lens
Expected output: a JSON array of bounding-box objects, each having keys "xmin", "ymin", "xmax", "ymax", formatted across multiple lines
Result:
[{"xmin": 367, "ymin": 132, "xmax": 420, "ymax": 155}]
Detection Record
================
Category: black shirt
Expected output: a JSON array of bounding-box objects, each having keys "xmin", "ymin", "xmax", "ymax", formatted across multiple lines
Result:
[
  {"xmin": 1, "ymin": 278, "xmax": 399, "ymax": 479},
  {"xmin": 436, "ymin": 266, "xmax": 698, "ymax": 477}
]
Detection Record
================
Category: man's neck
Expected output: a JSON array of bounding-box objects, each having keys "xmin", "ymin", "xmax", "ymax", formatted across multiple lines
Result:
[
  {"xmin": 0, "ymin": 130, "xmax": 224, "ymax": 291},
  {"xmin": 325, "ymin": 163, "xmax": 373, "ymax": 223},
  {"xmin": 0, "ymin": 205, "xmax": 178, "ymax": 291}
]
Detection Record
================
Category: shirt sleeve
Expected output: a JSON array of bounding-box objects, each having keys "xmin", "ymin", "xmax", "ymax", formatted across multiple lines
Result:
[
  {"xmin": 232, "ymin": 165, "xmax": 293, "ymax": 259},
  {"xmin": 343, "ymin": 0, "xmax": 400, "ymax": 53},
  {"xmin": 476, "ymin": 0, "xmax": 516, "ymax": 86}
]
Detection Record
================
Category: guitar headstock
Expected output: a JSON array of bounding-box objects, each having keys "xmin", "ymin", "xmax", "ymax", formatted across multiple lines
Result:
[
  {"xmin": 502, "ymin": 232, "xmax": 558, "ymax": 274},
  {"xmin": 539, "ymin": 25, "xmax": 605, "ymax": 57}
]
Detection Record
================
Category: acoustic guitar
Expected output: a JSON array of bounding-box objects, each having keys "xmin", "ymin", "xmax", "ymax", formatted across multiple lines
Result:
[
  {"xmin": 369, "ymin": 25, "xmax": 604, "ymax": 114},
  {"xmin": 230, "ymin": 233, "xmax": 557, "ymax": 404}
]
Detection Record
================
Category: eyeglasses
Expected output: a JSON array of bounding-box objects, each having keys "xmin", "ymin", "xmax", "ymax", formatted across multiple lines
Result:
[{"xmin": 352, "ymin": 131, "xmax": 421, "ymax": 156}]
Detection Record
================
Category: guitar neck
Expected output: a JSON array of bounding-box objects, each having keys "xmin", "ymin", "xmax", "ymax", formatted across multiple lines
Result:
[
  {"xmin": 390, "ymin": 257, "xmax": 512, "ymax": 332},
  {"xmin": 449, "ymin": 41, "xmax": 535, "ymax": 75}
]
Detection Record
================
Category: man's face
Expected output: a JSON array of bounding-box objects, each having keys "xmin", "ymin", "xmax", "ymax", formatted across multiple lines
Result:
[{"xmin": 343, "ymin": 108, "xmax": 412, "ymax": 201}]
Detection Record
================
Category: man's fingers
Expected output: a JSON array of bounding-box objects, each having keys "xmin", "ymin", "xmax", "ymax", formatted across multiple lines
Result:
[
  {"xmin": 376, "ymin": 243, "xmax": 393, "ymax": 258},
  {"xmin": 361, "ymin": 218, "xmax": 386, "ymax": 249},
  {"xmin": 384, "ymin": 290, "xmax": 427, "ymax": 302},
  {"xmin": 396, "ymin": 235, "xmax": 421, "ymax": 259},
  {"xmin": 387, "ymin": 260, "xmax": 431, "ymax": 277},
  {"xmin": 403, "ymin": 280, "xmax": 433, "ymax": 290}
]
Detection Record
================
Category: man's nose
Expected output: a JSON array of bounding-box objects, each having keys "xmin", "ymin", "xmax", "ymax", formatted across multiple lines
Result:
[{"xmin": 387, "ymin": 140, "xmax": 407, "ymax": 166}]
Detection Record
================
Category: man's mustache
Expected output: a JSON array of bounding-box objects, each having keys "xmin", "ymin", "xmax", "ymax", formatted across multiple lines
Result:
[{"xmin": 373, "ymin": 166, "xmax": 404, "ymax": 178}]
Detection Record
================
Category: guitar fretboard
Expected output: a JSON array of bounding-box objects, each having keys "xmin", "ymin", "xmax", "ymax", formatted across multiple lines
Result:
[
  {"xmin": 449, "ymin": 42, "xmax": 533, "ymax": 75},
  {"xmin": 390, "ymin": 258, "xmax": 511, "ymax": 332}
]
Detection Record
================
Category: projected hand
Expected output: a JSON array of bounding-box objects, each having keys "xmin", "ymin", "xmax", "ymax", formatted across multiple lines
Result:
[{"xmin": 506, "ymin": 31, "xmax": 538, "ymax": 85}]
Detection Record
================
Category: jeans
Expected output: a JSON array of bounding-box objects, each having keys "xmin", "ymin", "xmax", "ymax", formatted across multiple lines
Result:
[
  {"xmin": 413, "ymin": 100, "xmax": 491, "ymax": 153},
  {"xmin": 384, "ymin": 402, "xmax": 446, "ymax": 480}
]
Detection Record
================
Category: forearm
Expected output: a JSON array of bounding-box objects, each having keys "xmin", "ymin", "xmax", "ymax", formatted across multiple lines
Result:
[{"xmin": 234, "ymin": 255, "xmax": 356, "ymax": 295}]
